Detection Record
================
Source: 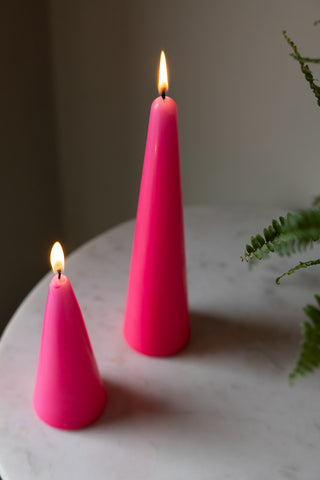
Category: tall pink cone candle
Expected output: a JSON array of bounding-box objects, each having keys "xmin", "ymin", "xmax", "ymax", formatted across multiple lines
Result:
[
  {"xmin": 123, "ymin": 51, "xmax": 190, "ymax": 356},
  {"xmin": 33, "ymin": 242, "xmax": 107, "ymax": 429}
]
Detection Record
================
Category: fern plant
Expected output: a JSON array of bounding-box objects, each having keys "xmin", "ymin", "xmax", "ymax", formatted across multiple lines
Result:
[{"xmin": 243, "ymin": 28, "xmax": 320, "ymax": 383}]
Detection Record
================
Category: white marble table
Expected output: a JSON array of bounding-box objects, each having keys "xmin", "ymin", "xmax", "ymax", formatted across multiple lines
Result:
[{"xmin": 1, "ymin": 205, "xmax": 320, "ymax": 480}]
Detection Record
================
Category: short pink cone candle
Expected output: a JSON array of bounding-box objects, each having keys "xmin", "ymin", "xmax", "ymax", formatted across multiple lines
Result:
[
  {"xmin": 33, "ymin": 242, "xmax": 107, "ymax": 429},
  {"xmin": 123, "ymin": 51, "xmax": 190, "ymax": 356}
]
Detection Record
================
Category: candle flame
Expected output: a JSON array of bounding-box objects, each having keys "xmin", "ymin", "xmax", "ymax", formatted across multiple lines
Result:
[
  {"xmin": 158, "ymin": 50, "xmax": 168, "ymax": 95},
  {"xmin": 50, "ymin": 241, "xmax": 65, "ymax": 274}
]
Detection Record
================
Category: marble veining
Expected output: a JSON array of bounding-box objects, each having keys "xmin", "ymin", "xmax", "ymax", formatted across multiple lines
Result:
[{"xmin": 1, "ymin": 206, "xmax": 320, "ymax": 480}]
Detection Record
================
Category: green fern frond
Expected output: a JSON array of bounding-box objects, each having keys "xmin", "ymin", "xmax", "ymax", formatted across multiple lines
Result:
[
  {"xmin": 283, "ymin": 30, "xmax": 320, "ymax": 107},
  {"xmin": 242, "ymin": 217, "xmax": 285, "ymax": 261},
  {"xmin": 290, "ymin": 295, "xmax": 320, "ymax": 384},
  {"xmin": 284, "ymin": 209, "xmax": 320, "ymax": 243},
  {"xmin": 243, "ymin": 209, "xmax": 320, "ymax": 262},
  {"xmin": 289, "ymin": 53, "xmax": 320, "ymax": 64},
  {"xmin": 312, "ymin": 195, "xmax": 320, "ymax": 208},
  {"xmin": 276, "ymin": 258, "xmax": 320, "ymax": 284}
]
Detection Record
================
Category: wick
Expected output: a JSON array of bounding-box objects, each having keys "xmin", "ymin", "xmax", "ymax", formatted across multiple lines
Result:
[
  {"xmin": 57, "ymin": 269, "xmax": 61, "ymax": 280},
  {"xmin": 161, "ymin": 89, "xmax": 166, "ymax": 100}
]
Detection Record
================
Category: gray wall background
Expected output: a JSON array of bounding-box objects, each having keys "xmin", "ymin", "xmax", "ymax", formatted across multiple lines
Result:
[
  {"xmin": 1, "ymin": 0, "xmax": 320, "ymax": 334},
  {"xmin": 1, "ymin": 2, "xmax": 62, "ymax": 334}
]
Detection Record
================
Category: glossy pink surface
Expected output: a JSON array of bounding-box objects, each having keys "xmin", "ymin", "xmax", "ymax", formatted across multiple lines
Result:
[
  {"xmin": 33, "ymin": 274, "xmax": 107, "ymax": 429},
  {"xmin": 124, "ymin": 96, "xmax": 190, "ymax": 356}
]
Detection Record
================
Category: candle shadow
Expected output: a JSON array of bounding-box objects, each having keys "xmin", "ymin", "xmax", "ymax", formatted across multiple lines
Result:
[
  {"xmin": 178, "ymin": 310, "xmax": 300, "ymax": 370},
  {"xmin": 89, "ymin": 378, "xmax": 237, "ymax": 447},
  {"xmin": 90, "ymin": 379, "xmax": 172, "ymax": 430}
]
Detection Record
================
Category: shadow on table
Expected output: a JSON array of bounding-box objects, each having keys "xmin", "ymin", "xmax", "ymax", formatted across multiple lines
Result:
[
  {"xmin": 91, "ymin": 379, "xmax": 172, "ymax": 430},
  {"xmin": 90, "ymin": 313, "xmax": 300, "ymax": 430},
  {"xmin": 180, "ymin": 311, "xmax": 299, "ymax": 367}
]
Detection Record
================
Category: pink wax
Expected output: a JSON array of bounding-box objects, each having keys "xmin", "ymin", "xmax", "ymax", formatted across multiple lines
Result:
[
  {"xmin": 123, "ymin": 95, "xmax": 190, "ymax": 356},
  {"xmin": 33, "ymin": 274, "xmax": 107, "ymax": 429}
]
